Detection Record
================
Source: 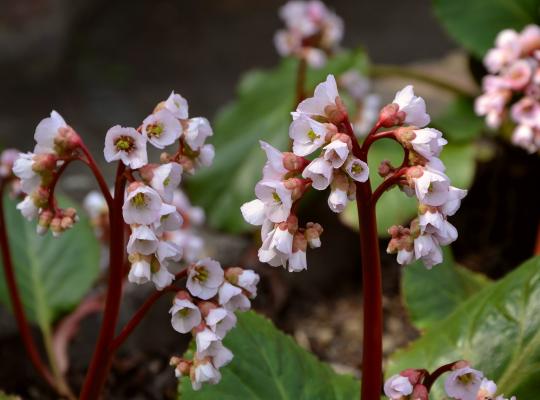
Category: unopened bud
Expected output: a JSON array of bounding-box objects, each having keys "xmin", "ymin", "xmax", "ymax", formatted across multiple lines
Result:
[
  {"xmin": 50, "ymin": 217, "xmax": 62, "ymax": 236},
  {"xmin": 378, "ymin": 160, "xmax": 394, "ymax": 178},
  {"xmin": 283, "ymin": 152, "xmax": 309, "ymax": 172},
  {"xmin": 292, "ymin": 231, "xmax": 308, "ymax": 252},
  {"xmin": 325, "ymin": 97, "xmax": 348, "ymax": 124},
  {"xmin": 139, "ymin": 164, "xmax": 158, "ymax": 182},
  {"xmin": 31, "ymin": 186, "xmax": 50, "ymax": 208},
  {"xmin": 175, "ymin": 290, "xmax": 193, "ymax": 302},
  {"xmin": 32, "ymin": 154, "xmax": 57, "ymax": 174},
  {"xmin": 198, "ymin": 301, "xmax": 217, "ymax": 317},
  {"xmin": 305, "ymin": 222, "xmax": 323, "ymax": 248},
  {"xmin": 225, "ymin": 267, "xmax": 243, "ymax": 284},
  {"xmin": 330, "ymin": 133, "xmax": 352, "ymax": 150},
  {"xmin": 286, "ymin": 214, "xmax": 299, "ymax": 232},
  {"xmin": 331, "ymin": 171, "xmax": 349, "ymax": 191},
  {"xmin": 411, "ymin": 384, "xmax": 429, "ymax": 400},
  {"xmin": 177, "ymin": 155, "xmax": 194, "ymax": 174},
  {"xmin": 396, "ymin": 126, "xmax": 416, "ymax": 143},
  {"xmin": 400, "ymin": 369, "xmax": 423, "ymax": 386},
  {"xmin": 379, "ymin": 103, "xmax": 405, "ymax": 127},
  {"xmin": 54, "ymin": 126, "xmax": 80, "ymax": 155},
  {"xmin": 160, "ymin": 152, "xmax": 172, "ymax": 163},
  {"xmin": 452, "ymin": 360, "xmax": 470, "ymax": 370},
  {"xmin": 284, "ymin": 177, "xmax": 308, "ymax": 200}
]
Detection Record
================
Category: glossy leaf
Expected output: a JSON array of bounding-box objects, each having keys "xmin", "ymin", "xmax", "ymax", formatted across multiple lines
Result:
[
  {"xmin": 0, "ymin": 195, "xmax": 100, "ymax": 327},
  {"xmin": 388, "ymin": 256, "xmax": 540, "ymax": 398},
  {"xmin": 402, "ymin": 248, "xmax": 490, "ymax": 330},
  {"xmin": 340, "ymin": 142, "xmax": 476, "ymax": 236},
  {"xmin": 186, "ymin": 50, "xmax": 368, "ymax": 233},
  {"xmin": 179, "ymin": 311, "xmax": 360, "ymax": 399},
  {"xmin": 433, "ymin": 0, "xmax": 540, "ymax": 57}
]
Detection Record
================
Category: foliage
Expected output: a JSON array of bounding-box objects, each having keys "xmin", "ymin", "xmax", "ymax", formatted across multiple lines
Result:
[{"xmin": 179, "ymin": 311, "xmax": 360, "ymax": 399}]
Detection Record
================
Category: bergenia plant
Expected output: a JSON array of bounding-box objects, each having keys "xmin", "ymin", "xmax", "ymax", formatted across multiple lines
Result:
[
  {"xmin": 240, "ymin": 72, "xmax": 517, "ymax": 399},
  {"xmin": 475, "ymin": 24, "xmax": 540, "ymax": 153},
  {"xmin": 0, "ymin": 92, "xmax": 259, "ymax": 398}
]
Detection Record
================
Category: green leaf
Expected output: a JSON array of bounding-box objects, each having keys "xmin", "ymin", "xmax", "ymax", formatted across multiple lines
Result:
[
  {"xmin": 388, "ymin": 256, "xmax": 540, "ymax": 398},
  {"xmin": 340, "ymin": 142, "xmax": 476, "ymax": 236},
  {"xmin": 0, "ymin": 195, "xmax": 100, "ymax": 328},
  {"xmin": 186, "ymin": 50, "xmax": 368, "ymax": 233},
  {"xmin": 402, "ymin": 247, "xmax": 490, "ymax": 330},
  {"xmin": 431, "ymin": 97, "xmax": 485, "ymax": 142},
  {"xmin": 179, "ymin": 311, "xmax": 360, "ymax": 399},
  {"xmin": 433, "ymin": 0, "xmax": 540, "ymax": 57}
]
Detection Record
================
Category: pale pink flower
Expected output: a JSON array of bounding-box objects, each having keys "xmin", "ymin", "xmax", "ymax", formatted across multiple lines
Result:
[
  {"xmin": 254, "ymin": 180, "xmax": 293, "ymax": 223},
  {"xmin": 150, "ymin": 162, "xmax": 182, "ymax": 203},
  {"xmin": 142, "ymin": 109, "xmax": 182, "ymax": 149},
  {"xmin": 164, "ymin": 91, "xmax": 189, "ymax": 119},
  {"xmin": 104, "ymin": 125, "xmax": 147, "ymax": 169},
  {"xmin": 296, "ymin": 74, "xmax": 339, "ymax": 119},
  {"xmin": 218, "ymin": 282, "xmax": 251, "ymax": 311},
  {"xmin": 384, "ymin": 374, "xmax": 413, "ymax": 399},
  {"xmin": 206, "ymin": 308, "xmax": 237, "ymax": 339},
  {"xmin": 34, "ymin": 111, "xmax": 67, "ymax": 154},
  {"xmin": 122, "ymin": 185, "xmax": 163, "ymax": 225},
  {"xmin": 184, "ymin": 117, "xmax": 213, "ymax": 150},
  {"xmin": 392, "ymin": 85, "xmax": 430, "ymax": 128},
  {"xmin": 289, "ymin": 114, "xmax": 331, "ymax": 156},
  {"xmin": 302, "ymin": 157, "xmax": 334, "ymax": 190},
  {"xmin": 344, "ymin": 156, "xmax": 369, "ymax": 182},
  {"xmin": 444, "ymin": 367, "xmax": 483, "ymax": 400},
  {"xmin": 127, "ymin": 225, "xmax": 159, "ymax": 255},
  {"xmin": 410, "ymin": 128, "xmax": 447, "ymax": 159},
  {"xmin": 186, "ymin": 258, "xmax": 224, "ymax": 300},
  {"xmin": 169, "ymin": 298, "xmax": 201, "ymax": 334}
]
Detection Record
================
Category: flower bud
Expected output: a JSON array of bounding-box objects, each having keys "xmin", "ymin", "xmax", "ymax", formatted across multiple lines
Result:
[
  {"xmin": 283, "ymin": 152, "xmax": 309, "ymax": 172},
  {"xmin": 399, "ymin": 369, "xmax": 424, "ymax": 386},
  {"xmin": 50, "ymin": 217, "xmax": 63, "ymax": 237},
  {"xmin": 32, "ymin": 154, "xmax": 57, "ymax": 174},
  {"xmin": 411, "ymin": 384, "xmax": 429, "ymax": 400},
  {"xmin": 224, "ymin": 267, "xmax": 243, "ymax": 285},
  {"xmin": 197, "ymin": 301, "xmax": 217, "ymax": 317},
  {"xmin": 175, "ymin": 290, "xmax": 193, "ymax": 302},
  {"xmin": 379, "ymin": 103, "xmax": 406, "ymax": 127},
  {"xmin": 283, "ymin": 177, "xmax": 309, "ymax": 201},
  {"xmin": 330, "ymin": 133, "xmax": 353, "ymax": 150},
  {"xmin": 160, "ymin": 151, "xmax": 172, "ymax": 163},
  {"xmin": 305, "ymin": 222, "xmax": 323, "ymax": 248},
  {"xmin": 325, "ymin": 97, "xmax": 348, "ymax": 124},
  {"xmin": 292, "ymin": 231, "xmax": 308, "ymax": 253},
  {"xmin": 31, "ymin": 186, "xmax": 50, "ymax": 209},
  {"xmin": 54, "ymin": 126, "xmax": 80, "ymax": 155},
  {"xmin": 37, "ymin": 210, "xmax": 53, "ymax": 235},
  {"xmin": 378, "ymin": 159, "xmax": 394, "ymax": 178}
]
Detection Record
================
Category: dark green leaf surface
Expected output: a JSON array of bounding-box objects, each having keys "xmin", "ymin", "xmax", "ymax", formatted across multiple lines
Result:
[
  {"xmin": 186, "ymin": 50, "xmax": 368, "ymax": 233},
  {"xmin": 179, "ymin": 311, "xmax": 360, "ymax": 399},
  {"xmin": 0, "ymin": 195, "xmax": 100, "ymax": 327},
  {"xmin": 402, "ymin": 248, "xmax": 490, "ymax": 330},
  {"xmin": 433, "ymin": 0, "xmax": 540, "ymax": 57},
  {"xmin": 388, "ymin": 256, "xmax": 540, "ymax": 398}
]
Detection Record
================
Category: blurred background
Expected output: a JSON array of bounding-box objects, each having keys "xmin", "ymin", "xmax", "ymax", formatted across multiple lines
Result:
[{"xmin": 0, "ymin": 0, "xmax": 539, "ymax": 399}]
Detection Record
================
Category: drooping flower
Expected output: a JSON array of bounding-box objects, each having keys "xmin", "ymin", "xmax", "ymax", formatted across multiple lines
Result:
[
  {"xmin": 184, "ymin": 117, "xmax": 213, "ymax": 150},
  {"xmin": 444, "ymin": 366, "xmax": 483, "ymax": 400},
  {"xmin": 142, "ymin": 109, "xmax": 182, "ymax": 149},
  {"xmin": 122, "ymin": 184, "xmax": 163, "ymax": 225},
  {"xmin": 150, "ymin": 162, "xmax": 183, "ymax": 203},
  {"xmin": 186, "ymin": 258, "xmax": 225, "ymax": 300},
  {"xmin": 34, "ymin": 111, "xmax": 67, "ymax": 154},
  {"xmin": 164, "ymin": 91, "xmax": 189, "ymax": 119},
  {"xmin": 169, "ymin": 298, "xmax": 202, "ymax": 334},
  {"xmin": 384, "ymin": 374, "xmax": 413, "ymax": 399}
]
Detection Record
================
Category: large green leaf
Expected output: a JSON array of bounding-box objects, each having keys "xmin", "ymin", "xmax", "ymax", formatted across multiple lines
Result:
[
  {"xmin": 0, "ymin": 195, "xmax": 100, "ymax": 328},
  {"xmin": 340, "ymin": 142, "xmax": 476, "ymax": 236},
  {"xmin": 388, "ymin": 256, "xmax": 540, "ymax": 398},
  {"xmin": 179, "ymin": 311, "xmax": 360, "ymax": 399},
  {"xmin": 186, "ymin": 50, "xmax": 368, "ymax": 233},
  {"xmin": 402, "ymin": 248, "xmax": 490, "ymax": 331},
  {"xmin": 433, "ymin": 0, "xmax": 540, "ymax": 57}
]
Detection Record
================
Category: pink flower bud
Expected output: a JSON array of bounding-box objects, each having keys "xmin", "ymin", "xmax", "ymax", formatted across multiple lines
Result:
[
  {"xmin": 399, "ymin": 369, "xmax": 424, "ymax": 386},
  {"xmin": 138, "ymin": 163, "xmax": 158, "ymax": 182},
  {"xmin": 224, "ymin": 267, "xmax": 243, "ymax": 284},
  {"xmin": 330, "ymin": 133, "xmax": 352, "ymax": 150},
  {"xmin": 31, "ymin": 186, "xmax": 50, "ymax": 208},
  {"xmin": 324, "ymin": 97, "xmax": 348, "ymax": 124},
  {"xmin": 197, "ymin": 301, "xmax": 218, "ymax": 317},
  {"xmin": 283, "ymin": 152, "xmax": 309, "ymax": 172},
  {"xmin": 378, "ymin": 159, "xmax": 394, "ymax": 177},
  {"xmin": 50, "ymin": 217, "xmax": 62, "ymax": 235},
  {"xmin": 175, "ymin": 290, "xmax": 193, "ymax": 302},
  {"xmin": 60, "ymin": 216, "xmax": 74, "ymax": 230},
  {"xmin": 411, "ymin": 384, "xmax": 429, "ymax": 400},
  {"xmin": 54, "ymin": 126, "xmax": 81, "ymax": 155},
  {"xmin": 32, "ymin": 154, "xmax": 57, "ymax": 174},
  {"xmin": 292, "ymin": 231, "xmax": 308, "ymax": 252},
  {"xmin": 379, "ymin": 103, "xmax": 406, "ymax": 127},
  {"xmin": 305, "ymin": 222, "xmax": 323, "ymax": 248}
]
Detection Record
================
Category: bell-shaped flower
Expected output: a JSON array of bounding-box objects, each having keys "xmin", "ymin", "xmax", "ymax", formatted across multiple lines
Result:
[
  {"xmin": 34, "ymin": 111, "xmax": 67, "ymax": 154},
  {"xmin": 190, "ymin": 357, "xmax": 221, "ymax": 391},
  {"xmin": 414, "ymin": 233, "xmax": 443, "ymax": 269},
  {"xmin": 344, "ymin": 156, "xmax": 369, "ymax": 183},
  {"xmin": 169, "ymin": 298, "xmax": 201, "ymax": 334},
  {"xmin": 127, "ymin": 225, "xmax": 159, "ymax": 255},
  {"xmin": 123, "ymin": 184, "xmax": 163, "ymax": 225},
  {"xmin": 13, "ymin": 152, "xmax": 41, "ymax": 193},
  {"xmin": 104, "ymin": 125, "xmax": 147, "ymax": 169},
  {"xmin": 218, "ymin": 282, "xmax": 251, "ymax": 312},
  {"xmin": 296, "ymin": 74, "xmax": 340, "ymax": 119},
  {"xmin": 302, "ymin": 157, "xmax": 333, "ymax": 190},
  {"xmin": 444, "ymin": 366, "xmax": 483, "ymax": 400},
  {"xmin": 205, "ymin": 308, "xmax": 237, "ymax": 339},
  {"xmin": 410, "ymin": 128, "xmax": 447, "ymax": 159},
  {"xmin": 384, "ymin": 375, "xmax": 413, "ymax": 400},
  {"xmin": 392, "ymin": 85, "xmax": 430, "ymax": 128},
  {"xmin": 260, "ymin": 141, "xmax": 288, "ymax": 180},
  {"xmin": 128, "ymin": 256, "xmax": 152, "ymax": 285},
  {"xmin": 236, "ymin": 270, "xmax": 260, "ymax": 297},
  {"xmin": 289, "ymin": 114, "xmax": 330, "ymax": 156},
  {"xmin": 185, "ymin": 117, "xmax": 213, "ymax": 150},
  {"xmin": 323, "ymin": 138, "xmax": 350, "ymax": 168},
  {"xmin": 142, "ymin": 109, "xmax": 182, "ymax": 149},
  {"xmin": 254, "ymin": 180, "xmax": 293, "ymax": 223},
  {"xmin": 150, "ymin": 162, "xmax": 182, "ymax": 203},
  {"xmin": 16, "ymin": 196, "xmax": 39, "ymax": 221},
  {"xmin": 411, "ymin": 167, "xmax": 450, "ymax": 207},
  {"xmin": 240, "ymin": 199, "xmax": 266, "ymax": 226},
  {"xmin": 164, "ymin": 91, "xmax": 189, "ymax": 119},
  {"xmin": 186, "ymin": 258, "xmax": 224, "ymax": 300}
]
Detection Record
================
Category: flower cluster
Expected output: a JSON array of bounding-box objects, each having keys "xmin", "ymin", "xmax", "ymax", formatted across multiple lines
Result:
[
  {"xmin": 101, "ymin": 92, "xmax": 214, "ymax": 289},
  {"xmin": 384, "ymin": 361, "xmax": 516, "ymax": 400},
  {"xmin": 475, "ymin": 25, "xmax": 540, "ymax": 153},
  {"xmin": 241, "ymin": 75, "xmax": 371, "ymax": 271},
  {"xmin": 169, "ymin": 261, "xmax": 259, "ymax": 390},
  {"xmin": 274, "ymin": 0, "xmax": 343, "ymax": 67},
  {"xmin": 12, "ymin": 111, "xmax": 82, "ymax": 236},
  {"xmin": 339, "ymin": 69, "xmax": 381, "ymax": 136},
  {"xmin": 384, "ymin": 86, "xmax": 467, "ymax": 269}
]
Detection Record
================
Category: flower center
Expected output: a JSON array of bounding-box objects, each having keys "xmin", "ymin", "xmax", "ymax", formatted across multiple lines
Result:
[
  {"xmin": 457, "ymin": 373, "xmax": 475, "ymax": 386},
  {"xmin": 307, "ymin": 129, "xmax": 320, "ymax": 142},
  {"xmin": 163, "ymin": 177, "xmax": 171, "ymax": 187},
  {"xmin": 146, "ymin": 123, "xmax": 164, "ymax": 138},
  {"xmin": 179, "ymin": 308, "xmax": 191, "ymax": 317},
  {"xmin": 351, "ymin": 164, "xmax": 363, "ymax": 174},
  {"xmin": 194, "ymin": 266, "xmax": 209, "ymax": 282},
  {"xmin": 272, "ymin": 191, "xmax": 282, "ymax": 203},
  {"xmin": 115, "ymin": 136, "xmax": 135, "ymax": 152},
  {"xmin": 131, "ymin": 192, "xmax": 147, "ymax": 208}
]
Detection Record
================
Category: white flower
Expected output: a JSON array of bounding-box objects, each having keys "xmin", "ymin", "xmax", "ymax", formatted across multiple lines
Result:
[
  {"xmin": 296, "ymin": 74, "xmax": 339, "ymax": 119},
  {"xmin": 444, "ymin": 367, "xmax": 483, "ymax": 400},
  {"xmin": 195, "ymin": 328, "xmax": 220, "ymax": 353},
  {"xmin": 432, "ymin": 220, "xmax": 458, "ymax": 246},
  {"xmin": 168, "ymin": 230, "xmax": 204, "ymax": 263},
  {"xmin": 104, "ymin": 126, "xmax": 147, "ymax": 169},
  {"xmin": 185, "ymin": 117, "xmax": 213, "ymax": 150},
  {"xmin": 153, "ymin": 203, "xmax": 183, "ymax": 234},
  {"xmin": 328, "ymin": 187, "xmax": 348, "ymax": 213},
  {"xmin": 191, "ymin": 358, "xmax": 221, "ymax": 391},
  {"xmin": 127, "ymin": 225, "xmax": 159, "ymax": 255},
  {"xmin": 236, "ymin": 270, "xmax": 259, "ymax": 297},
  {"xmin": 302, "ymin": 157, "xmax": 333, "ymax": 190},
  {"xmin": 439, "ymin": 186, "xmax": 467, "ymax": 216},
  {"xmin": 169, "ymin": 298, "xmax": 201, "ymax": 334},
  {"xmin": 288, "ymin": 249, "xmax": 307, "ymax": 272},
  {"xmin": 323, "ymin": 140, "xmax": 349, "ymax": 168},
  {"xmin": 156, "ymin": 240, "xmax": 183, "ymax": 263},
  {"xmin": 384, "ymin": 374, "xmax": 413, "ymax": 399},
  {"xmin": 187, "ymin": 258, "xmax": 224, "ymax": 300},
  {"xmin": 258, "ymin": 225, "xmax": 293, "ymax": 267},
  {"xmin": 218, "ymin": 282, "xmax": 251, "ymax": 311},
  {"xmin": 396, "ymin": 249, "xmax": 414, "ymax": 265},
  {"xmin": 412, "ymin": 168, "xmax": 450, "ymax": 206},
  {"xmin": 414, "ymin": 234, "xmax": 443, "ymax": 268},
  {"xmin": 16, "ymin": 196, "xmax": 38, "ymax": 220},
  {"xmin": 289, "ymin": 114, "xmax": 330, "ymax": 156},
  {"xmin": 128, "ymin": 257, "xmax": 151, "ymax": 285},
  {"xmin": 476, "ymin": 378, "xmax": 497, "ymax": 400},
  {"xmin": 255, "ymin": 180, "xmax": 293, "ymax": 223},
  {"xmin": 195, "ymin": 330, "xmax": 233, "ymax": 368},
  {"xmin": 260, "ymin": 141, "xmax": 287, "ymax": 180},
  {"xmin": 392, "ymin": 85, "xmax": 430, "ymax": 128},
  {"xmin": 164, "ymin": 91, "xmax": 189, "ymax": 119},
  {"xmin": 34, "ymin": 111, "xmax": 67, "ymax": 154},
  {"xmin": 13, "ymin": 153, "xmax": 40, "ymax": 193},
  {"xmin": 151, "ymin": 261, "xmax": 175, "ymax": 290},
  {"xmin": 411, "ymin": 128, "xmax": 447, "ymax": 159},
  {"xmin": 484, "ymin": 29, "xmax": 520, "ymax": 73},
  {"xmin": 142, "ymin": 109, "xmax": 182, "ymax": 149},
  {"xmin": 206, "ymin": 308, "xmax": 237, "ymax": 338},
  {"xmin": 123, "ymin": 185, "xmax": 163, "ymax": 225},
  {"xmin": 240, "ymin": 199, "xmax": 266, "ymax": 226},
  {"xmin": 512, "ymin": 124, "xmax": 539, "ymax": 153},
  {"xmin": 195, "ymin": 144, "xmax": 215, "ymax": 168},
  {"xmin": 150, "ymin": 162, "xmax": 182, "ymax": 203},
  {"xmin": 83, "ymin": 191, "xmax": 107, "ymax": 219},
  {"xmin": 344, "ymin": 157, "xmax": 369, "ymax": 182}
]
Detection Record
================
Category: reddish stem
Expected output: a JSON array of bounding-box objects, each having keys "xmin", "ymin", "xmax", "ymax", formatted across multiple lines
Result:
[
  {"xmin": 0, "ymin": 181, "xmax": 57, "ymax": 390},
  {"xmin": 341, "ymin": 119, "xmax": 384, "ymax": 400},
  {"xmin": 423, "ymin": 361, "xmax": 458, "ymax": 392},
  {"xmin": 78, "ymin": 144, "xmax": 114, "ymax": 209},
  {"xmin": 110, "ymin": 283, "xmax": 182, "ymax": 351},
  {"xmin": 79, "ymin": 162, "xmax": 126, "ymax": 399},
  {"xmin": 371, "ymin": 167, "xmax": 408, "ymax": 205},
  {"xmin": 361, "ymin": 130, "xmax": 398, "ymax": 154},
  {"xmin": 46, "ymin": 159, "xmax": 73, "ymax": 212}
]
